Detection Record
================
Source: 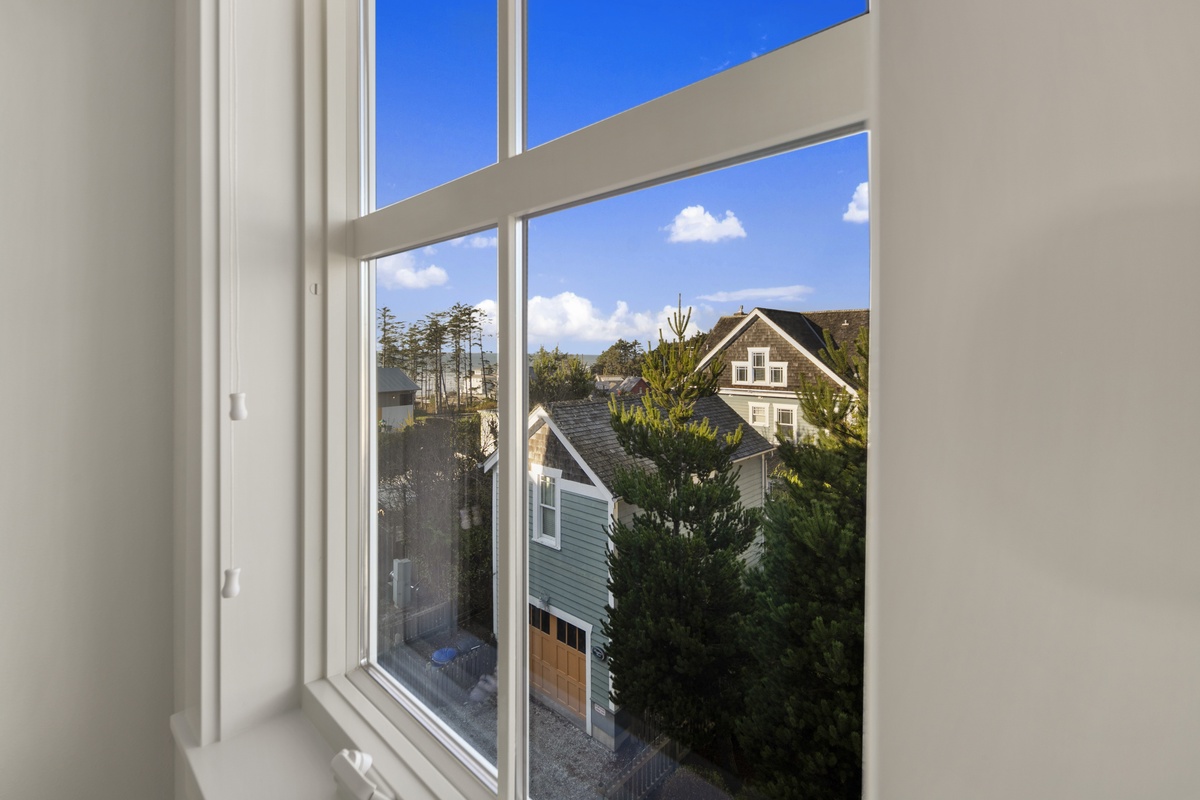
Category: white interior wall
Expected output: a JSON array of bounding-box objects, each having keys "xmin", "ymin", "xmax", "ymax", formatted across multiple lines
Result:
[
  {"xmin": 872, "ymin": 2, "xmax": 1200, "ymax": 797},
  {"xmin": 0, "ymin": 2, "xmax": 176, "ymax": 798}
]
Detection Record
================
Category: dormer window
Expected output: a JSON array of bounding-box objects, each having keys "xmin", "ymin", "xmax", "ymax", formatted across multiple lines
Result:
[{"xmin": 732, "ymin": 347, "xmax": 787, "ymax": 387}]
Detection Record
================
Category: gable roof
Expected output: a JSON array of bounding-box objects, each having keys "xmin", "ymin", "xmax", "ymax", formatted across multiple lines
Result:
[
  {"xmin": 377, "ymin": 366, "xmax": 419, "ymax": 393},
  {"xmin": 537, "ymin": 396, "xmax": 773, "ymax": 495},
  {"xmin": 697, "ymin": 307, "xmax": 869, "ymax": 390}
]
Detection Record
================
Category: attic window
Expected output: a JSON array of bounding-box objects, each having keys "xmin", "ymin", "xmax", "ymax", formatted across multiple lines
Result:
[{"xmin": 733, "ymin": 348, "xmax": 788, "ymax": 387}]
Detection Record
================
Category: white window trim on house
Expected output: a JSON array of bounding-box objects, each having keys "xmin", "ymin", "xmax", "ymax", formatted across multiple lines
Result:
[
  {"xmin": 172, "ymin": 1, "xmax": 874, "ymax": 799},
  {"xmin": 731, "ymin": 347, "xmax": 788, "ymax": 388},
  {"xmin": 748, "ymin": 402, "xmax": 770, "ymax": 428},
  {"xmin": 775, "ymin": 404, "xmax": 799, "ymax": 443},
  {"xmin": 529, "ymin": 465, "xmax": 562, "ymax": 549}
]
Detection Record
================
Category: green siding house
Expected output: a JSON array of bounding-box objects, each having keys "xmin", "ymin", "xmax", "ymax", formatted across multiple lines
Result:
[{"xmin": 485, "ymin": 395, "xmax": 773, "ymax": 750}]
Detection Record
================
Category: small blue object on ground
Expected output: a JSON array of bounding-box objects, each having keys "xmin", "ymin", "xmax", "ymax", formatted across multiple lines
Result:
[{"xmin": 431, "ymin": 647, "xmax": 458, "ymax": 666}]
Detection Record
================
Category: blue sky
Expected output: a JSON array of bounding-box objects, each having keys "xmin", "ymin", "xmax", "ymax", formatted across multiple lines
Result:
[{"xmin": 374, "ymin": 2, "xmax": 869, "ymax": 355}]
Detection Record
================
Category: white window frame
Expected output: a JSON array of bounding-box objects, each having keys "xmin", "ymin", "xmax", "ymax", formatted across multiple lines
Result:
[
  {"xmin": 529, "ymin": 465, "xmax": 561, "ymax": 549},
  {"xmin": 732, "ymin": 347, "xmax": 788, "ymax": 387},
  {"xmin": 749, "ymin": 402, "xmax": 770, "ymax": 428},
  {"xmin": 775, "ymin": 404, "xmax": 799, "ymax": 443},
  {"xmin": 300, "ymin": 3, "xmax": 873, "ymax": 799}
]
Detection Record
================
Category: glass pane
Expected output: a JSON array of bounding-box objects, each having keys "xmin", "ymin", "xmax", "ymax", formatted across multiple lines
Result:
[
  {"xmin": 527, "ymin": 0, "xmax": 868, "ymax": 148},
  {"xmin": 375, "ymin": 2, "xmax": 497, "ymax": 208},
  {"xmin": 371, "ymin": 231, "xmax": 499, "ymax": 766},
  {"xmin": 525, "ymin": 135, "xmax": 869, "ymax": 797}
]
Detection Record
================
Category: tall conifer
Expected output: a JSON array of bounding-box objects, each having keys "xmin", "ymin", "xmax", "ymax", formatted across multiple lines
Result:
[
  {"xmin": 603, "ymin": 303, "xmax": 758, "ymax": 754},
  {"xmin": 739, "ymin": 327, "xmax": 868, "ymax": 799}
]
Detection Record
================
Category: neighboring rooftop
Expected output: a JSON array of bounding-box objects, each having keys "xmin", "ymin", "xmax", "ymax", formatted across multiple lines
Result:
[
  {"xmin": 538, "ymin": 395, "xmax": 773, "ymax": 495},
  {"xmin": 377, "ymin": 366, "xmax": 420, "ymax": 393},
  {"xmin": 700, "ymin": 307, "xmax": 869, "ymax": 383}
]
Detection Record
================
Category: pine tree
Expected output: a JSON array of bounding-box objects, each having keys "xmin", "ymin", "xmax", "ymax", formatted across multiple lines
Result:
[
  {"xmin": 528, "ymin": 346, "xmax": 593, "ymax": 405},
  {"xmin": 603, "ymin": 303, "xmax": 759, "ymax": 754},
  {"xmin": 739, "ymin": 327, "xmax": 868, "ymax": 800},
  {"xmin": 591, "ymin": 338, "xmax": 645, "ymax": 377},
  {"xmin": 377, "ymin": 306, "xmax": 402, "ymax": 368}
]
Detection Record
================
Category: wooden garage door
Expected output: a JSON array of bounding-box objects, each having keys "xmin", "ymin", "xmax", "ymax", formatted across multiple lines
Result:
[{"xmin": 529, "ymin": 605, "xmax": 587, "ymax": 721}]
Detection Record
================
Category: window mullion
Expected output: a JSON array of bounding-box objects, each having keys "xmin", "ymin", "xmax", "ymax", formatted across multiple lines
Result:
[
  {"xmin": 499, "ymin": 0, "xmax": 524, "ymax": 160},
  {"xmin": 496, "ymin": 215, "xmax": 529, "ymax": 800}
]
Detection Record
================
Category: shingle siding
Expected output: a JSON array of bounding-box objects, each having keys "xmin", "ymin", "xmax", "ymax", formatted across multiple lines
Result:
[{"xmin": 529, "ymin": 425, "xmax": 593, "ymax": 485}]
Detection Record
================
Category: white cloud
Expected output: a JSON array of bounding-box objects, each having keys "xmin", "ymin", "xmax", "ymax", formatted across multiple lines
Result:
[
  {"xmin": 843, "ymin": 182, "xmax": 869, "ymax": 223},
  {"xmin": 474, "ymin": 299, "xmax": 498, "ymax": 338},
  {"xmin": 665, "ymin": 205, "xmax": 747, "ymax": 243},
  {"xmin": 528, "ymin": 292, "xmax": 701, "ymax": 345},
  {"xmin": 697, "ymin": 285, "xmax": 815, "ymax": 303},
  {"xmin": 451, "ymin": 234, "xmax": 498, "ymax": 249},
  {"xmin": 376, "ymin": 252, "xmax": 449, "ymax": 290}
]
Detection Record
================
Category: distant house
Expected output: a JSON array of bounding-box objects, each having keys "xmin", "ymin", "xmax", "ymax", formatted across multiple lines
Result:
[
  {"xmin": 697, "ymin": 307, "xmax": 869, "ymax": 443},
  {"xmin": 483, "ymin": 396, "xmax": 773, "ymax": 750},
  {"xmin": 610, "ymin": 375, "xmax": 648, "ymax": 396},
  {"xmin": 377, "ymin": 367, "xmax": 419, "ymax": 429},
  {"xmin": 593, "ymin": 375, "xmax": 624, "ymax": 393}
]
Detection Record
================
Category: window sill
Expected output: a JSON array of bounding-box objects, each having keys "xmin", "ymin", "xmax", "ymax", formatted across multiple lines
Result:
[
  {"xmin": 302, "ymin": 673, "xmax": 495, "ymax": 800},
  {"xmin": 531, "ymin": 536, "xmax": 561, "ymax": 550},
  {"xmin": 171, "ymin": 709, "xmax": 336, "ymax": 800},
  {"xmin": 172, "ymin": 674, "xmax": 500, "ymax": 800}
]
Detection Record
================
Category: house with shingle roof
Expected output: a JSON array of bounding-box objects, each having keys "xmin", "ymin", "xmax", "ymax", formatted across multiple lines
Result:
[
  {"xmin": 696, "ymin": 307, "xmax": 869, "ymax": 443},
  {"xmin": 482, "ymin": 395, "xmax": 773, "ymax": 751}
]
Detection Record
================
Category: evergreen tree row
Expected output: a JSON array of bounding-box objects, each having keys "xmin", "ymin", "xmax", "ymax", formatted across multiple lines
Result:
[
  {"xmin": 604, "ymin": 308, "xmax": 868, "ymax": 799},
  {"xmin": 377, "ymin": 303, "xmax": 495, "ymax": 413}
]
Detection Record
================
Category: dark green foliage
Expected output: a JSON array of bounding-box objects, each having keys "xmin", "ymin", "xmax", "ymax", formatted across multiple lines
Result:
[
  {"xmin": 740, "ymin": 330, "xmax": 868, "ymax": 799},
  {"xmin": 797, "ymin": 327, "xmax": 868, "ymax": 447},
  {"xmin": 591, "ymin": 338, "xmax": 645, "ymax": 377},
  {"xmin": 603, "ymin": 304, "xmax": 759, "ymax": 752},
  {"xmin": 529, "ymin": 346, "xmax": 593, "ymax": 405}
]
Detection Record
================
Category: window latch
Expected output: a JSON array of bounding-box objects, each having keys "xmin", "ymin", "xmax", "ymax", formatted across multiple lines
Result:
[{"xmin": 331, "ymin": 749, "xmax": 394, "ymax": 800}]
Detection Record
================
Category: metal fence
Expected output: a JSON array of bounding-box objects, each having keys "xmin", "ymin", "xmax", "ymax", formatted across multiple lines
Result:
[
  {"xmin": 402, "ymin": 600, "xmax": 456, "ymax": 642},
  {"xmin": 603, "ymin": 732, "xmax": 686, "ymax": 800}
]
